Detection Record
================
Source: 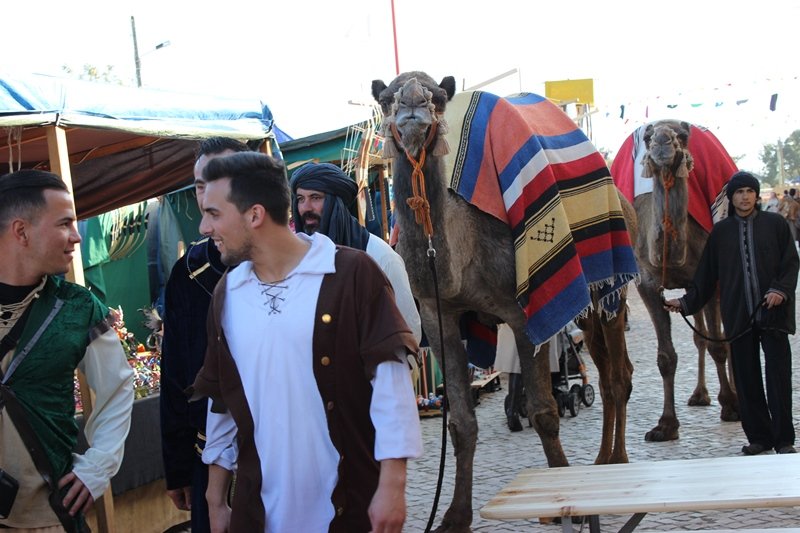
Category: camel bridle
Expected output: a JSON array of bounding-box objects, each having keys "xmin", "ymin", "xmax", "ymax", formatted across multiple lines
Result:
[
  {"xmin": 390, "ymin": 119, "xmax": 439, "ymax": 240},
  {"xmin": 659, "ymin": 171, "xmax": 680, "ymax": 289}
]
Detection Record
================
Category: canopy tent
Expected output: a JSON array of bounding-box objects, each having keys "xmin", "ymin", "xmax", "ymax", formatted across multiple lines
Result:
[
  {"xmin": 0, "ymin": 73, "xmax": 292, "ymax": 530},
  {"xmin": 0, "ymin": 73, "xmax": 291, "ymax": 219}
]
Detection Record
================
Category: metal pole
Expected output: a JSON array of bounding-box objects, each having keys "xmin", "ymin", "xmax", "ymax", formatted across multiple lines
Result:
[
  {"xmin": 131, "ymin": 16, "xmax": 142, "ymax": 87},
  {"xmin": 390, "ymin": 0, "xmax": 400, "ymax": 75}
]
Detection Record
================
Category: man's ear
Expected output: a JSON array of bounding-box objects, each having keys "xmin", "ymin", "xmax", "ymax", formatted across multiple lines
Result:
[
  {"xmin": 10, "ymin": 219, "xmax": 29, "ymax": 244},
  {"xmin": 249, "ymin": 205, "xmax": 267, "ymax": 228}
]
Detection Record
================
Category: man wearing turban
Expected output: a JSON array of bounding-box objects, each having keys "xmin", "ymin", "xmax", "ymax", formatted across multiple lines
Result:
[
  {"xmin": 291, "ymin": 163, "xmax": 421, "ymax": 342},
  {"xmin": 665, "ymin": 171, "xmax": 798, "ymax": 455}
]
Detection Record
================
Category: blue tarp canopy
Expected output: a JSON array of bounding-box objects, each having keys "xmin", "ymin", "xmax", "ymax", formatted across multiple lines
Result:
[{"xmin": 0, "ymin": 73, "xmax": 291, "ymax": 218}]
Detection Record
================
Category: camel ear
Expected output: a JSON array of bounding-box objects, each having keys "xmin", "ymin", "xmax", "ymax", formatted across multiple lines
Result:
[
  {"xmin": 677, "ymin": 122, "xmax": 691, "ymax": 148},
  {"xmin": 643, "ymin": 124, "xmax": 655, "ymax": 148},
  {"xmin": 439, "ymin": 76, "xmax": 456, "ymax": 101},
  {"xmin": 371, "ymin": 80, "xmax": 388, "ymax": 102}
]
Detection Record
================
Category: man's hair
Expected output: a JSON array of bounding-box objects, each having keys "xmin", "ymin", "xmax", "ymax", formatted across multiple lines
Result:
[
  {"xmin": 195, "ymin": 137, "xmax": 250, "ymax": 160},
  {"xmin": 0, "ymin": 169, "xmax": 69, "ymax": 230},
  {"xmin": 203, "ymin": 152, "xmax": 290, "ymax": 225}
]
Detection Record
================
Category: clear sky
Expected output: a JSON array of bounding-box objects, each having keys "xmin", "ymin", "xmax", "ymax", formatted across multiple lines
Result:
[{"xmin": 3, "ymin": 0, "xmax": 798, "ymax": 173}]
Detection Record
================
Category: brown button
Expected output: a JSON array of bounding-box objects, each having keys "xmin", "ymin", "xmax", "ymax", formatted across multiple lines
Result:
[
  {"xmin": 326, "ymin": 401, "xmax": 334, "ymax": 411},
  {"xmin": 321, "ymin": 313, "xmax": 332, "ymax": 323},
  {"xmin": 321, "ymin": 356, "xmax": 331, "ymax": 366},
  {"xmin": 336, "ymin": 506, "xmax": 344, "ymax": 516}
]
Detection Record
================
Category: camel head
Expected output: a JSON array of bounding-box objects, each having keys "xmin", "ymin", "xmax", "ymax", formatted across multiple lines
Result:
[
  {"xmin": 642, "ymin": 120, "xmax": 694, "ymax": 268},
  {"xmin": 643, "ymin": 120, "xmax": 694, "ymax": 179},
  {"xmin": 371, "ymin": 71, "xmax": 456, "ymax": 158}
]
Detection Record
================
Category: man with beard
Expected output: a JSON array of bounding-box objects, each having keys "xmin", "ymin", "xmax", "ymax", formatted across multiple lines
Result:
[
  {"xmin": 290, "ymin": 162, "xmax": 421, "ymax": 343},
  {"xmin": 190, "ymin": 152, "xmax": 422, "ymax": 532}
]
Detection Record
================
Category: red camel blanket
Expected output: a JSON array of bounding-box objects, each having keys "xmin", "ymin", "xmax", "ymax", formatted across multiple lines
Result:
[
  {"xmin": 442, "ymin": 91, "xmax": 639, "ymax": 346},
  {"xmin": 610, "ymin": 124, "xmax": 737, "ymax": 233}
]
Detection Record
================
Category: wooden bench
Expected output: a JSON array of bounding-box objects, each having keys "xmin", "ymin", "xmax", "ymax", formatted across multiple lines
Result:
[{"xmin": 480, "ymin": 454, "xmax": 800, "ymax": 533}]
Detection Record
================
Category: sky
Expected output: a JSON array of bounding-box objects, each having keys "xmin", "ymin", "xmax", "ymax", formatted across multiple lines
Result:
[{"xmin": 3, "ymin": 0, "xmax": 799, "ymax": 174}]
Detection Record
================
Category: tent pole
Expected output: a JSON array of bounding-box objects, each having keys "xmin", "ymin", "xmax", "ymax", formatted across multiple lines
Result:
[{"xmin": 46, "ymin": 125, "xmax": 117, "ymax": 533}]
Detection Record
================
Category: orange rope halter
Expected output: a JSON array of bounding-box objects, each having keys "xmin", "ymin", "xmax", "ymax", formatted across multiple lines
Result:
[
  {"xmin": 391, "ymin": 120, "xmax": 439, "ymax": 238},
  {"xmin": 660, "ymin": 172, "xmax": 679, "ymax": 286}
]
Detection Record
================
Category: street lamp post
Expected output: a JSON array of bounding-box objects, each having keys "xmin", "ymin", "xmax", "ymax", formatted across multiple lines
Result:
[{"xmin": 130, "ymin": 15, "xmax": 170, "ymax": 88}]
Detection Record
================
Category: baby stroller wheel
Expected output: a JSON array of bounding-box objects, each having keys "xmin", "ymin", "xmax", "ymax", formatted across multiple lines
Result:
[
  {"xmin": 569, "ymin": 384, "xmax": 582, "ymax": 397},
  {"xmin": 568, "ymin": 392, "xmax": 579, "ymax": 417},
  {"xmin": 557, "ymin": 394, "xmax": 566, "ymax": 417},
  {"xmin": 581, "ymin": 384, "xmax": 595, "ymax": 407}
]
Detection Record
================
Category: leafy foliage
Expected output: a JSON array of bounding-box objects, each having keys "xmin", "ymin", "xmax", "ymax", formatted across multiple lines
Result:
[{"xmin": 760, "ymin": 130, "xmax": 800, "ymax": 186}]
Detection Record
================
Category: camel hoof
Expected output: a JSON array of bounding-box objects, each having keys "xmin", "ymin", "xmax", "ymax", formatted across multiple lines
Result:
[
  {"xmin": 645, "ymin": 427, "xmax": 679, "ymax": 442},
  {"xmin": 687, "ymin": 389, "xmax": 711, "ymax": 406},
  {"xmin": 720, "ymin": 405, "xmax": 740, "ymax": 422}
]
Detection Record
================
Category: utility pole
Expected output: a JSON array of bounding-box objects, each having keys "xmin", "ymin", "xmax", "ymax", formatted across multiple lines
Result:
[
  {"xmin": 778, "ymin": 138, "xmax": 786, "ymax": 189},
  {"xmin": 131, "ymin": 16, "xmax": 142, "ymax": 87}
]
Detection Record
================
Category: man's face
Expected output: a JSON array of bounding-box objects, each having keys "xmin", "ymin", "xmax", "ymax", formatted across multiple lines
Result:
[
  {"xmin": 732, "ymin": 187, "xmax": 757, "ymax": 217},
  {"xmin": 199, "ymin": 178, "xmax": 252, "ymax": 266},
  {"xmin": 27, "ymin": 189, "xmax": 82, "ymax": 276},
  {"xmin": 194, "ymin": 149, "xmax": 237, "ymax": 210},
  {"xmin": 295, "ymin": 187, "xmax": 326, "ymax": 234}
]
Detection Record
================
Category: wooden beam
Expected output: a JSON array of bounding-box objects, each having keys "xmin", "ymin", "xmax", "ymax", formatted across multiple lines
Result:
[{"xmin": 46, "ymin": 125, "xmax": 116, "ymax": 533}]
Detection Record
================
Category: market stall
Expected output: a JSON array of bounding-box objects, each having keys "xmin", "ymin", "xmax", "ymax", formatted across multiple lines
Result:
[{"xmin": 0, "ymin": 72, "xmax": 288, "ymax": 533}]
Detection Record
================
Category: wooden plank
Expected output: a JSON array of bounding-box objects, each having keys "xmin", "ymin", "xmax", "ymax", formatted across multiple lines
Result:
[
  {"xmin": 471, "ymin": 371, "xmax": 500, "ymax": 389},
  {"xmin": 480, "ymin": 454, "xmax": 800, "ymax": 521}
]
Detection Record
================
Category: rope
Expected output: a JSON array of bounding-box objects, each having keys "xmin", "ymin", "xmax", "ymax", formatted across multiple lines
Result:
[
  {"xmin": 390, "ymin": 121, "xmax": 438, "ymax": 238},
  {"xmin": 660, "ymin": 172, "xmax": 678, "ymax": 287}
]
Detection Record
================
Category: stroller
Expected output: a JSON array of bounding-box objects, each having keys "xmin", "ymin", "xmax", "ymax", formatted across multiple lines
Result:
[{"xmin": 551, "ymin": 323, "xmax": 595, "ymax": 417}]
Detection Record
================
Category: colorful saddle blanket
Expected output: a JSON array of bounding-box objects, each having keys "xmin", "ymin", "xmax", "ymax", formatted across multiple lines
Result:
[{"xmin": 442, "ymin": 91, "xmax": 639, "ymax": 345}]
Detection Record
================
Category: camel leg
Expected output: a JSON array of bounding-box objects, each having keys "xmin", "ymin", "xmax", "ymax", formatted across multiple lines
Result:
[
  {"xmin": 637, "ymin": 280, "xmax": 680, "ymax": 441},
  {"xmin": 687, "ymin": 311, "xmax": 711, "ymax": 406},
  {"xmin": 579, "ymin": 300, "xmax": 632, "ymax": 465},
  {"xmin": 703, "ymin": 299, "xmax": 739, "ymax": 421},
  {"xmin": 518, "ymin": 338, "xmax": 569, "ymax": 468},
  {"xmin": 418, "ymin": 304, "xmax": 476, "ymax": 533}
]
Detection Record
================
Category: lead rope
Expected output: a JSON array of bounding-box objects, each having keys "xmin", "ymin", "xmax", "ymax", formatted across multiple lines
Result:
[{"xmin": 391, "ymin": 121, "xmax": 448, "ymax": 533}]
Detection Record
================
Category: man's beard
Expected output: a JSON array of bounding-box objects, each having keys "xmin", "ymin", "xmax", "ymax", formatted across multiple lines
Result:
[
  {"xmin": 302, "ymin": 213, "xmax": 321, "ymax": 235},
  {"xmin": 220, "ymin": 238, "xmax": 253, "ymax": 267}
]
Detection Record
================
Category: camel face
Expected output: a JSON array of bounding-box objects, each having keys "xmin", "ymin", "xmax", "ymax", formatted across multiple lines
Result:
[
  {"xmin": 645, "ymin": 124, "xmax": 683, "ymax": 169},
  {"xmin": 372, "ymin": 71, "xmax": 456, "ymax": 157}
]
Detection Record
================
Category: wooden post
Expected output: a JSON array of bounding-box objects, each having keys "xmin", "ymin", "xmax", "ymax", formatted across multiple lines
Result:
[
  {"xmin": 46, "ymin": 125, "xmax": 116, "ymax": 533},
  {"xmin": 377, "ymin": 167, "xmax": 389, "ymax": 242}
]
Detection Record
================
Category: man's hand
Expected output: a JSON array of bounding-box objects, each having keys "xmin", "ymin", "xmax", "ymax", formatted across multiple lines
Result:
[
  {"xmin": 58, "ymin": 472, "xmax": 94, "ymax": 516},
  {"xmin": 764, "ymin": 291, "xmax": 785, "ymax": 309},
  {"xmin": 368, "ymin": 458, "xmax": 407, "ymax": 533},
  {"xmin": 663, "ymin": 298, "xmax": 682, "ymax": 313},
  {"xmin": 167, "ymin": 486, "xmax": 192, "ymax": 511},
  {"xmin": 208, "ymin": 501, "xmax": 231, "ymax": 533}
]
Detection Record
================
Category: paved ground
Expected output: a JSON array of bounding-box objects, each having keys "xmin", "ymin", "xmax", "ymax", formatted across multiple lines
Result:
[{"xmin": 405, "ymin": 285, "xmax": 800, "ymax": 531}]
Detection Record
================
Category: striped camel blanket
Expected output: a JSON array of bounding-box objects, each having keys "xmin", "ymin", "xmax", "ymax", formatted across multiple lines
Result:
[{"xmin": 442, "ymin": 91, "xmax": 639, "ymax": 346}]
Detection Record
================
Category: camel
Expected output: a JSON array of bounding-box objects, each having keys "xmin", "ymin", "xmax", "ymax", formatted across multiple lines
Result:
[
  {"xmin": 611, "ymin": 120, "xmax": 739, "ymax": 442},
  {"xmin": 372, "ymin": 71, "xmax": 638, "ymax": 533}
]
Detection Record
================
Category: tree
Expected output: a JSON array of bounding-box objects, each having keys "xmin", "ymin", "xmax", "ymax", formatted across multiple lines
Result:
[
  {"xmin": 61, "ymin": 64, "xmax": 125, "ymax": 85},
  {"xmin": 760, "ymin": 130, "xmax": 800, "ymax": 187}
]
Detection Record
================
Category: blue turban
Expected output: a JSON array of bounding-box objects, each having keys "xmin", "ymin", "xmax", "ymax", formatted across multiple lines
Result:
[{"xmin": 290, "ymin": 163, "xmax": 370, "ymax": 251}]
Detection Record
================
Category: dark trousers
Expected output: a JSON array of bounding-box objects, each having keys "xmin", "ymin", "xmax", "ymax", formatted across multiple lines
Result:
[
  {"xmin": 191, "ymin": 458, "xmax": 211, "ymax": 533},
  {"xmin": 730, "ymin": 327, "xmax": 795, "ymax": 450}
]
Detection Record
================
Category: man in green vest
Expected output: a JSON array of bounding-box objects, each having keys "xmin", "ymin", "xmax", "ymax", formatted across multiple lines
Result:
[{"xmin": 0, "ymin": 169, "xmax": 134, "ymax": 532}]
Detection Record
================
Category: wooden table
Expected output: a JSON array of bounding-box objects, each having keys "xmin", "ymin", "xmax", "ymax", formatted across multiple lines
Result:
[{"xmin": 480, "ymin": 454, "xmax": 800, "ymax": 533}]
